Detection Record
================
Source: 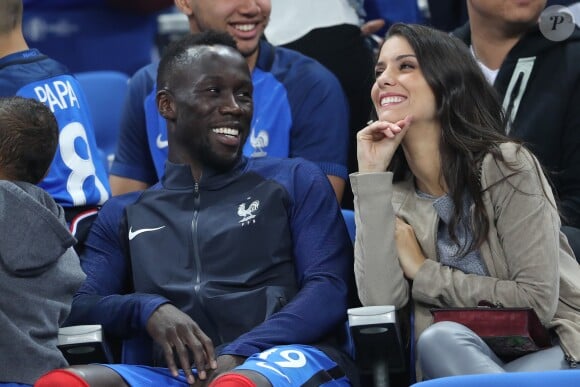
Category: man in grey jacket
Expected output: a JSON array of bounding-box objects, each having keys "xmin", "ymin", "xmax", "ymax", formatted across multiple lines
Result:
[{"xmin": 0, "ymin": 96, "xmax": 86, "ymax": 385}]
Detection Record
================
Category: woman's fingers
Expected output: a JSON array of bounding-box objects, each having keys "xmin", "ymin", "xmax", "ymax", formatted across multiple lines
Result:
[
  {"xmin": 358, "ymin": 120, "xmax": 401, "ymax": 141},
  {"xmin": 359, "ymin": 116, "xmax": 413, "ymax": 141}
]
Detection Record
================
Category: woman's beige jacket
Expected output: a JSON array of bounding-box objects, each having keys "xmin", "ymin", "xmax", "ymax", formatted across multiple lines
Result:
[{"xmin": 350, "ymin": 143, "xmax": 580, "ymax": 370}]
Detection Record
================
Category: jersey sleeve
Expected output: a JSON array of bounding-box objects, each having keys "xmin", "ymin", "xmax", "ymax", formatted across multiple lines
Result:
[
  {"xmin": 109, "ymin": 65, "xmax": 159, "ymax": 185},
  {"xmin": 285, "ymin": 58, "xmax": 350, "ymax": 180}
]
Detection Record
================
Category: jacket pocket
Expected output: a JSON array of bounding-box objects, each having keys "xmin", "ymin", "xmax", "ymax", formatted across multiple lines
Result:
[{"xmin": 203, "ymin": 285, "xmax": 295, "ymax": 344}]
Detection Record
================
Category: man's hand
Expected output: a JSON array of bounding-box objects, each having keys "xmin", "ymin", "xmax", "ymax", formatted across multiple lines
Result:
[
  {"xmin": 395, "ymin": 217, "xmax": 426, "ymax": 279},
  {"xmin": 146, "ymin": 304, "xmax": 217, "ymax": 385},
  {"xmin": 361, "ymin": 19, "xmax": 386, "ymax": 36},
  {"xmin": 361, "ymin": 19, "xmax": 386, "ymax": 48}
]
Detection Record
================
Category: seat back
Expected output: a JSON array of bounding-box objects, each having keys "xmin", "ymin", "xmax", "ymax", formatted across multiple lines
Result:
[
  {"xmin": 23, "ymin": 8, "xmax": 158, "ymax": 75},
  {"xmin": 74, "ymin": 71, "xmax": 130, "ymax": 171},
  {"xmin": 411, "ymin": 370, "xmax": 580, "ymax": 387}
]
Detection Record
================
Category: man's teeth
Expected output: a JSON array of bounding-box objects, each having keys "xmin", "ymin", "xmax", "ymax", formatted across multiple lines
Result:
[
  {"xmin": 235, "ymin": 24, "xmax": 256, "ymax": 32},
  {"xmin": 213, "ymin": 128, "xmax": 239, "ymax": 137},
  {"xmin": 381, "ymin": 96, "xmax": 405, "ymax": 106}
]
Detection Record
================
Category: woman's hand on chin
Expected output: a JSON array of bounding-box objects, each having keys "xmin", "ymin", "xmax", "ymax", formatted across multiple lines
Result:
[{"xmin": 356, "ymin": 115, "xmax": 412, "ymax": 173}]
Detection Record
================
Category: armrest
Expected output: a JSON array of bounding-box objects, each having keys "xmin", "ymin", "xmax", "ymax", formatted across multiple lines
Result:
[
  {"xmin": 348, "ymin": 306, "xmax": 406, "ymax": 387},
  {"xmin": 58, "ymin": 325, "xmax": 113, "ymax": 365}
]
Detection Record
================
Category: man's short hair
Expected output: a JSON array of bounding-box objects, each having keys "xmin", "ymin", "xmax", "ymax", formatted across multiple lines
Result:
[
  {"xmin": 157, "ymin": 30, "xmax": 238, "ymax": 90},
  {"xmin": 0, "ymin": 97, "xmax": 58, "ymax": 183}
]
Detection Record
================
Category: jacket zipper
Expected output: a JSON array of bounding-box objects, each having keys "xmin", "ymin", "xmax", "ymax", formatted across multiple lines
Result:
[
  {"xmin": 190, "ymin": 181, "xmax": 225, "ymax": 344},
  {"xmin": 192, "ymin": 181, "xmax": 201, "ymax": 286}
]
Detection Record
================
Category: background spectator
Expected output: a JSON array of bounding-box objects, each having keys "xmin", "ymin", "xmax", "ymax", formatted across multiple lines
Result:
[{"xmin": 453, "ymin": 0, "xmax": 580, "ymax": 260}]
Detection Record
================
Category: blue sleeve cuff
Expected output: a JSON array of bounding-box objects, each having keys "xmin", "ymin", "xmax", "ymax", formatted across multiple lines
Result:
[
  {"xmin": 317, "ymin": 162, "xmax": 348, "ymax": 181},
  {"xmin": 110, "ymin": 160, "xmax": 158, "ymax": 185},
  {"xmin": 139, "ymin": 297, "xmax": 171, "ymax": 329},
  {"xmin": 219, "ymin": 342, "xmax": 261, "ymax": 358}
]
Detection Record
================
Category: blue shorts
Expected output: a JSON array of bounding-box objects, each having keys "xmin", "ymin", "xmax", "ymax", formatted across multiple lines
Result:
[{"xmin": 104, "ymin": 344, "xmax": 350, "ymax": 386}]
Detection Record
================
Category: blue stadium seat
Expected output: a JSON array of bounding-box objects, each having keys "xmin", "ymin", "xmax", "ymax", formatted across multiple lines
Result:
[
  {"xmin": 22, "ymin": 6, "xmax": 159, "ymax": 75},
  {"xmin": 411, "ymin": 370, "xmax": 580, "ymax": 387},
  {"xmin": 74, "ymin": 71, "xmax": 129, "ymax": 171},
  {"xmin": 341, "ymin": 209, "xmax": 356, "ymax": 243}
]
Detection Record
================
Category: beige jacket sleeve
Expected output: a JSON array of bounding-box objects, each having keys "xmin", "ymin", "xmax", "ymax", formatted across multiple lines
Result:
[
  {"xmin": 411, "ymin": 145, "xmax": 560, "ymax": 324},
  {"xmin": 350, "ymin": 172, "xmax": 410, "ymax": 308}
]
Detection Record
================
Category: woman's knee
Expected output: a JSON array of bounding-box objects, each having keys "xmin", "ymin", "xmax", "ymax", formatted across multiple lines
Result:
[{"xmin": 417, "ymin": 321, "xmax": 472, "ymax": 353}]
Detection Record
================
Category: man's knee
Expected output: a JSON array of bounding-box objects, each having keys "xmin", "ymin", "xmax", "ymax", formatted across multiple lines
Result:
[
  {"xmin": 34, "ymin": 365, "xmax": 127, "ymax": 387},
  {"xmin": 34, "ymin": 368, "xmax": 89, "ymax": 387},
  {"xmin": 209, "ymin": 370, "xmax": 272, "ymax": 387}
]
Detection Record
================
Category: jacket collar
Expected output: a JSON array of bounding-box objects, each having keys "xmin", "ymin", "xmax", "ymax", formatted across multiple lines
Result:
[
  {"xmin": 0, "ymin": 49, "xmax": 46, "ymax": 70},
  {"xmin": 255, "ymin": 39, "xmax": 275, "ymax": 72},
  {"xmin": 161, "ymin": 157, "xmax": 249, "ymax": 191}
]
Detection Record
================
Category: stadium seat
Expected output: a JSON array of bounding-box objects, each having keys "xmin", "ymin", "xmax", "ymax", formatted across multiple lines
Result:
[
  {"xmin": 74, "ymin": 71, "xmax": 130, "ymax": 171},
  {"xmin": 411, "ymin": 370, "xmax": 580, "ymax": 387},
  {"xmin": 341, "ymin": 208, "xmax": 356, "ymax": 242},
  {"xmin": 22, "ymin": 7, "xmax": 159, "ymax": 75}
]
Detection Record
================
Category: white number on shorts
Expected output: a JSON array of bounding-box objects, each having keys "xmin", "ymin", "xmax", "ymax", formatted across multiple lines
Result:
[{"xmin": 258, "ymin": 348, "xmax": 307, "ymax": 368}]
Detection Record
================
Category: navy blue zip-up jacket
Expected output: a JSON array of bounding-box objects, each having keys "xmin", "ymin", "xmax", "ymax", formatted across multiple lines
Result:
[
  {"xmin": 453, "ymin": 24, "xmax": 580, "ymax": 228},
  {"xmin": 68, "ymin": 156, "xmax": 353, "ymax": 363}
]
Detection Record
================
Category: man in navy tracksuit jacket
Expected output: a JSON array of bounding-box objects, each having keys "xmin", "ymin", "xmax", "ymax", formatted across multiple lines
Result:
[
  {"xmin": 452, "ymin": 0, "xmax": 580, "ymax": 260},
  {"xmin": 43, "ymin": 31, "xmax": 357, "ymax": 387}
]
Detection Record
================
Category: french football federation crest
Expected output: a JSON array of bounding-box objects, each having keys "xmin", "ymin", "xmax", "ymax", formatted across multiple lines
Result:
[
  {"xmin": 238, "ymin": 199, "xmax": 260, "ymax": 225},
  {"xmin": 250, "ymin": 128, "xmax": 268, "ymax": 157}
]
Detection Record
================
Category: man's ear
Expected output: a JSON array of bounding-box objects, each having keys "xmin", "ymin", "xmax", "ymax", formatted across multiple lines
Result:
[
  {"xmin": 157, "ymin": 90, "xmax": 176, "ymax": 120},
  {"xmin": 174, "ymin": 0, "xmax": 193, "ymax": 16}
]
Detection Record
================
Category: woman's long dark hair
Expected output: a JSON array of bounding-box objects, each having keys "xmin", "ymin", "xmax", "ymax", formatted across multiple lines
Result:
[{"xmin": 385, "ymin": 23, "xmax": 519, "ymax": 253}]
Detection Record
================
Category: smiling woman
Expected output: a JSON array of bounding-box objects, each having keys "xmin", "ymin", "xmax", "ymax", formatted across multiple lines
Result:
[{"xmin": 351, "ymin": 22, "xmax": 580, "ymax": 382}]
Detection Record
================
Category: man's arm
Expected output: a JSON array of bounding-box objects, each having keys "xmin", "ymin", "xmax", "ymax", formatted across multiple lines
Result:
[
  {"xmin": 328, "ymin": 175, "xmax": 346, "ymax": 204},
  {"xmin": 65, "ymin": 193, "xmax": 169, "ymax": 337},
  {"xmin": 65, "ymin": 193, "xmax": 217, "ymax": 383},
  {"xmin": 222, "ymin": 161, "xmax": 352, "ymax": 357},
  {"xmin": 285, "ymin": 57, "xmax": 350, "ymax": 200},
  {"xmin": 109, "ymin": 175, "xmax": 149, "ymax": 196},
  {"xmin": 109, "ymin": 65, "xmax": 159, "ymax": 195}
]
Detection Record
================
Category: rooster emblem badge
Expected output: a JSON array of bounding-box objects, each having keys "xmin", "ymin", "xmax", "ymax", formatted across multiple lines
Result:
[
  {"xmin": 238, "ymin": 199, "xmax": 260, "ymax": 225},
  {"xmin": 250, "ymin": 128, "xmax": 268, "ymax": 158}
]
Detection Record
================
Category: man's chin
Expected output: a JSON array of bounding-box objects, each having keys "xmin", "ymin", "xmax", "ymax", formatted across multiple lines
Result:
[{"xmin": 207, "ymin": 153, "xmax": 242, "ymax": 173}]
